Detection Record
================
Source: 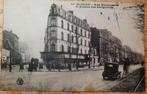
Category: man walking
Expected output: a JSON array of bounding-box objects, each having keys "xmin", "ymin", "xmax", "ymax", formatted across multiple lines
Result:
[{"xmin": 123, "ymin": 58, "xmax": 130, "ymax": 76}]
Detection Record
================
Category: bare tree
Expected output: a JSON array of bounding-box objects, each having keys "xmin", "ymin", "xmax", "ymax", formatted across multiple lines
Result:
[{"xmin": 123, "ymin": 4, "xmax": 144, "ymax": 33}]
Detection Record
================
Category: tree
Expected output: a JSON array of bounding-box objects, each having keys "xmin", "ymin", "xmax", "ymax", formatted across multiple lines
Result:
[{"xmin": 123, "ymin": 4, "xmax": 144, "ymax": 33}]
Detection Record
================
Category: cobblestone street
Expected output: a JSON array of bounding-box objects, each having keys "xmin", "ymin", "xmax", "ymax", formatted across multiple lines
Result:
[{"xmin": 0, "ymin": 64, "xmax": 143, "ymax": 91}]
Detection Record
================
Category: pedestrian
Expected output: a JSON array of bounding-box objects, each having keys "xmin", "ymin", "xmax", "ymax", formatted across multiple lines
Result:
[
  {"xmin": 39, "ymin": 63, "xmax": 43, "ymax": 69},
  {"xmin": 28, "ymin": 61, "xmax": 33, "ymax": 72},
  {"xmin": 141, "ymin": 61, "xmax": 144, "ymax": 66},
  {"xmin": 123, "ymin": 58, "xmax": 129, "ymax": 76},
  {"xmin": 114, "ymin": 58, "xmax": 117, "ymax": 63},
  {"xmin": 19, "ymin": 63, "xmax": 24, "ymax": 72},
  {"xmin": 29, "ymin": 58, "xmax": 36, "ymax": 72},
  {"xmin": 9, "ymin": 63, "xmax": 12, "ymax": 72}
]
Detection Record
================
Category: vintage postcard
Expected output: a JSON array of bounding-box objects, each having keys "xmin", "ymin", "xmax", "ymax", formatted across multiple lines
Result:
[{"xmin": 0, "ymin": 0, "xmax": 145, "ymax": 92}]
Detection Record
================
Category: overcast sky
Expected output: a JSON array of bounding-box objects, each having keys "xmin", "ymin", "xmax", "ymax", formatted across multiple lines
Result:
[{"xmin": 4, "ymin": 0, "xmax": 144, "ymax": 59}]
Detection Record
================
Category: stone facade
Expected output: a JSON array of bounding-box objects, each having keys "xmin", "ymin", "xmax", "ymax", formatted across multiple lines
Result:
[
  {"xmin": 41, "ymin": 4, "xmax": 91, "ymax": 68},
  {"xmin": 3, "ymin": 30, "xmax": 21, "ymax": 64}
]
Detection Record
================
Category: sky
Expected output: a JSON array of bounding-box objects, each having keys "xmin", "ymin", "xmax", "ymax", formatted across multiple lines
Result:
[{"xmin": 4, "ymin": 0, "xmax": 144, "ymax": 59}]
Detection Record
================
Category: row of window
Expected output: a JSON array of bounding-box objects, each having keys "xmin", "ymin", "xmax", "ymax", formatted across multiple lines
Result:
[
  {"xmin": 50, "ymin": 44, "xmax": 88, "ymax": 54},
  {"xmin": 50, "ymin": 18, "xmax": 57, "ymax": 26},
  {"xmin": 61, "ymin": 32, "xmax": 90, "ymax": 46},
  {"xmin": 50, "ymin": 5, "xmax": 89, "ymax": 29},
  {"xmin": 49, "ymin": 18, "xmax": 90, "ymax": 37},
  {"xmin": 49, "ymin": 30, "xmax": 90, "ymax": 46},
  {"xmin": 61, "ymin": 20, "xmax": 90, "ymax": 38}
]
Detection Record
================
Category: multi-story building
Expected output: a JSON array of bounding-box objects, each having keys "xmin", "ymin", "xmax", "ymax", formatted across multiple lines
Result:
[
  {"xmin": 91, "ymin": 27, "xmax": 124, "ymax": 64},
  {"xmin": 3, "ymin": 30, "xmax": 21, "ymax": 64},
  {"xmin": 110, "ymin": 35, "xmax": 122, "ymax": 62},
  {"xmin": 41, "ymin": 4, "xmax": 91, "ymax": 69},
  {"xmin": 90, "ymin": 27, "xmax": 112, "ymax": 64}
]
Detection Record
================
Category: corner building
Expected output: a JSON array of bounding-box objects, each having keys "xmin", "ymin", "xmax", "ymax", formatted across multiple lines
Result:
[{"xmin": 41, "ymin": 4, "xmax": 91, "ymax": 69}]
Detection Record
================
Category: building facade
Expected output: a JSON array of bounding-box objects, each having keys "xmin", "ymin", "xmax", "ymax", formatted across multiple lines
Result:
[
  {"xmin": 110, "ymin": 35, "xmax": 122, "ymax": 62},
  {"xmin": 3, "ymin": 30, "xmax": 22, "ymax": 64},
  {"xmin": 90, "ymin": 27, "xmax": 112, "ymax": 64},
  {"xmin": 41, "ymin": 4, "xmax": 91, "ymax": 69},
  {"xmin": 90, "ymin": 27, "xmax": 144, "ymax": 65},
  {"xmin": 91, "ymin": 27, "xmax": 124, "ymax": 64}
]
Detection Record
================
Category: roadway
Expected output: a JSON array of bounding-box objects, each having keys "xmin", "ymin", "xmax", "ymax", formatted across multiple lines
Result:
[{"xmin": 0, "ymin": 64, "xmax": 142, "ymax": 91}]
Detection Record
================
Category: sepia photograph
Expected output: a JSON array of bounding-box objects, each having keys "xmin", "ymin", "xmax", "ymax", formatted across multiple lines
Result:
[{"xmin": 0, "ymin": 0, "xmax": 145, "ymax": 92}]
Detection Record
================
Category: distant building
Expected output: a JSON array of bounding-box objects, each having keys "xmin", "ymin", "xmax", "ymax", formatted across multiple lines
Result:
[
  {"xmin": 122, "ymin": 45, "xmax": 132, "ymax": 58},
  {"xmin": 110, "ymin": 35, "xmax": 122, "ymax": 62},
  {"xmin": 90, "ymin": 27, "xmax": 123, "ymax": 64},
  {"xmin": 90, "ymin": 27, "xmax": 112, "ymax": 63},
  {"xmin": 41, "ymin": 4, "xmax": 91, "ymax": 69},
  {"xmin": 3, "ymin": 30, "xmax": 21, "ymax": 64},
  {"xmin": 2, "ymin": 48, "xmax": 10, "ymax": 64},
  {"xmin": 19, "ymin": 42, "xmax": 31, "ymax": 63}
]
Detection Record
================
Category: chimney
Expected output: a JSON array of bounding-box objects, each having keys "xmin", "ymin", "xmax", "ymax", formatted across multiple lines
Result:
[
  {"xmin": 83, "ymin": 19, "xmax": 87, "ymax": 23},
  {"xmin": 68, "ymin": 11, "xmax": 73, "ymax": 15}
]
